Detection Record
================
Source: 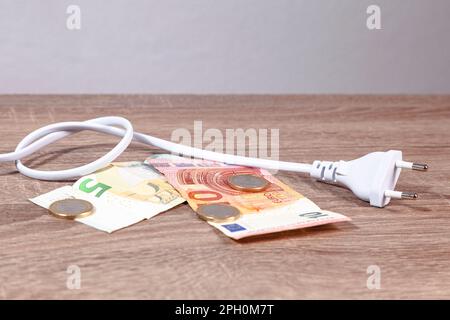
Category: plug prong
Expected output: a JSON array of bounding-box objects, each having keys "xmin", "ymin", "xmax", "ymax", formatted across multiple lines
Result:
[
  {"xmin": 401, "ymin": 192, "xmax": 418, "ymax": 199},
  {"xmin": 385, "ymin": 190, "xmax": 418, "ymax": 200},
  {"xmin": 396, "ymin": 160, "xmax": 428, "ymax": 171},
  {"xmin": 412, "ymin": 163, "xmax": 428, "ymax": 171}
]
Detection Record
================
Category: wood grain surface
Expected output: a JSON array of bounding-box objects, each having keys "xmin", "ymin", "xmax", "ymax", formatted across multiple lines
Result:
[{"xmin": 0, "ymin": 95, "xmax": 449, "ymax": 299}]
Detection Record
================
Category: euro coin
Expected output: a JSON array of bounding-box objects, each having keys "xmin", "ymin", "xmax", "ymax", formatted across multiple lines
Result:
[
  {"xmin": 197, "ymin": 203, "xmax": 241, "ymax": 223},
  {"xmin": 227, "ymin": 174, "xmax": 269, "ymax": 192},
  {"xmin": 49, "ymin": 199, "xmax": 94, "ymax": 220}
]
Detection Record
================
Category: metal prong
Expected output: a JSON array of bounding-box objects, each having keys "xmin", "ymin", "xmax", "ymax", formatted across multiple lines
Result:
[
  {"xmin": 385, "ymin": 190, "xmax": 419, "ymax": 200},
  {"xmin": 396, "ymin": 160, "xmax": 429, "ymax": 171},
  {"xmin": 412, "ymin": 163, "xmax": 428, "ymax": 171},
  {"xmin": 401, "ymin": 192, "xmax": 418, "ymax": 199}
]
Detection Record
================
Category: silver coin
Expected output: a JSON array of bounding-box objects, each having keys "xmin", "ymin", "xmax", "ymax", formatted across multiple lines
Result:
[
  {"xmin": 49, "ymin": 199, "xmax": 94, "ymax": 220},
  {"xmin": 227, "ymin": 174, "xmax": 269, "ymax": 192},
  {"xmin": 196, "ymin": 203, "xmax": 241, "ymax": 223}
]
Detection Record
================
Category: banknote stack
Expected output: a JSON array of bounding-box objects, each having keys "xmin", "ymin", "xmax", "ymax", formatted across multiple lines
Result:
[
  {"xmin": 146, "ymin": 155, "xmax": 350, "ymax": 239},
  {"xmin": 30, "ymin": 155, "xmax": 350, "ymax": 238}
]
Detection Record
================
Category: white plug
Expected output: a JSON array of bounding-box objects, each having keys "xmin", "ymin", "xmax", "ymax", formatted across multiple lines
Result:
[{"xmin": 310, "ymin": 150, "xmax": 428, "ymax": 207}]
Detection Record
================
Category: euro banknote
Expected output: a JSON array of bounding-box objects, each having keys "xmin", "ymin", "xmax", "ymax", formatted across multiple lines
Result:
[
  {"xmin": 30, "ymin": 161, "xmax": 185, "ymax": 232},
  {"xmin": 146, "ymin": 155, "xmax": 350, "ymax": 239}
]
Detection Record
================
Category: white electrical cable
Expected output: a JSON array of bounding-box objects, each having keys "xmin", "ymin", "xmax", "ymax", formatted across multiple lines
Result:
[{"xmin": 0, "ymin": 116, "xmax": 312, "ymax": 181}]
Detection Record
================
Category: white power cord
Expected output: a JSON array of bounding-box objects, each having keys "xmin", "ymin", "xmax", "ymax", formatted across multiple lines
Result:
[{"xmin": 0, "ymin": 116, "xmax": 427, "ymax": 207}]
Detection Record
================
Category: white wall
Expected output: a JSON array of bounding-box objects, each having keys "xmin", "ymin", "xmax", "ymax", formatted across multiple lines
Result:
[{"xmin": 1, "ymin": 0, "xmax": 449, "ymax": 94}]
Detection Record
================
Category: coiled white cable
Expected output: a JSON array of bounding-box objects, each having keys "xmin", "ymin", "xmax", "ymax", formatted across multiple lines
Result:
[{"xmin": 0, "ymin": 116, "xmax": 312, "ymax": 181}]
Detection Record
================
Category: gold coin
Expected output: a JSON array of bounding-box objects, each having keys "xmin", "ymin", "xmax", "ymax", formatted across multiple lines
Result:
[
  {"xmin": 196, "ymin": 203, "xmax": 241, "ymax": 223},
  {"xmin": 227, "ymin": 174, "xmax": 269, "ymax": 192},
  {"xmin": 49, "ymin": 199, "xmax": 94, "ymax": 220}
]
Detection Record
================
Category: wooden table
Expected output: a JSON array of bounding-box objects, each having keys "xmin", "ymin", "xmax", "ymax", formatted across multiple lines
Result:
[{"xmin": 0, "ymin": 95, "xmax": 449, "ymax": 299}]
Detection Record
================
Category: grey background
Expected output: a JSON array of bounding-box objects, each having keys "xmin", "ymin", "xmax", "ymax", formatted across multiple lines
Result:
[{"xmin": 1, "ymin": 0, "xmax": 449, "ymax": 94}]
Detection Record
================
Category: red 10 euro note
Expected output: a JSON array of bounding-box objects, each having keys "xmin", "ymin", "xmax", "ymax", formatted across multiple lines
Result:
[{"xmin": 146, "ymin": 155, "xmax": 350, "ymax": 239}]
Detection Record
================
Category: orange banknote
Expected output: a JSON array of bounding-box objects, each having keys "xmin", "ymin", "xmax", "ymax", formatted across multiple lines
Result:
[
  {"xmin": 147, "ymin": 156, "xmax": 300, "ymax": 214},
  {"xmin": 146, "ymin": 155, "xmax": 350, "ymax": 239}
]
